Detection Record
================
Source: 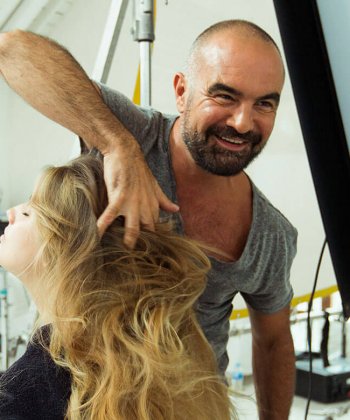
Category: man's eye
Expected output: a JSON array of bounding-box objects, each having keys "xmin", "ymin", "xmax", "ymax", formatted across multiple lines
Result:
[
  {"xmin": 257, "ymin": 101, "xmax": 275, "ymax": 110},
  {"xmin": 217, "ymin": 94, "xmax": 233, "ymax": 101},
  {"xmin": 214, "ymin": 94, "xmax": 236, "ymax": 104}
]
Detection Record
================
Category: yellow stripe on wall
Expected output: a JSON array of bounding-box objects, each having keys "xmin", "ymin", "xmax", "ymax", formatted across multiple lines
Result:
[{"xmin": 133, "ymin": 69, "xmax": 141, "ymax": 105}]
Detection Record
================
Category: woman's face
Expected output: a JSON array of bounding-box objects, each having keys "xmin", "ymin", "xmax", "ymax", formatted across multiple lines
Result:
[{"xmin": 0, "ymin": 202, "xmax": 42, "ymax": 279}]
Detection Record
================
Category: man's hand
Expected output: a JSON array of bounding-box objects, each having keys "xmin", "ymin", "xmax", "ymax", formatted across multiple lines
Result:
[{"xmin": 97, "ymin": 143, "xmax": 179, "ymax": 248}]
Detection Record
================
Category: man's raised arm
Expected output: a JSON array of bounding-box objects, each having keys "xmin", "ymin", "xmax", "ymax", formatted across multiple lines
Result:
[{"xmin": 0, "ymin": 30, "xmax": 178, "ymax": 246}]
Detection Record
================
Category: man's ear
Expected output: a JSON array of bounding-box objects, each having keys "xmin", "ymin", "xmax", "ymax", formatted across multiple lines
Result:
[{"xmin": 173, "ymin": 72, "xmax": 187, "ymax": 113}]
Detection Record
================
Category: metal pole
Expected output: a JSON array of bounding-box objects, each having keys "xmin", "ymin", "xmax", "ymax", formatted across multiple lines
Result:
[
  {"xmin": 140, "ymin": 41, "xmax": 151, "ymax": 106},
  {"xmin": 92, "ymin": 0, "xmax": 128, "ymax": 83},
  {"xmin": 132, "ymin": 0, "xmax": 155, "ymax": 107}
]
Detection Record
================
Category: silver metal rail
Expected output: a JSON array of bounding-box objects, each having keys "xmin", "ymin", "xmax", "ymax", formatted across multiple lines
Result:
[
  {"xmin": 229, "ymin": 309, "xmax": 345, "ymax": 337},
  {"xmin": 92, "ymin": 0, "xmax": 129, "ymax": 83}
]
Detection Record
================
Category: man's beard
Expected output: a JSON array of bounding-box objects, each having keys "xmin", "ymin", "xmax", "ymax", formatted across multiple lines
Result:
[{"xmin": 181, "ymin": 116, "xmax": 266, "ymax": 176}]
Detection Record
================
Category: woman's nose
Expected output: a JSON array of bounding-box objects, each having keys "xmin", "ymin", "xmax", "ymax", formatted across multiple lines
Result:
[{"xmin": 6, "ymin": 208, "xmax": 15, "ymax": 224}]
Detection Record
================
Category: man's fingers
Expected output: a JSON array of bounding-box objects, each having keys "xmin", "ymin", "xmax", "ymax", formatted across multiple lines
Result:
[
  {"xmin": 157, "ymin": 188, "xmax": 179, "ymax": 213},
  {"xmin": 98, "ymin": 206, "xmax": 142, "ymax": 249},
  {"xmin": 123, "ymin": 216, "xmax": 140, "ymax": 249},
  {"xmin": 97, "ymin": 204, "xmax": 120, "ymax": 236},
  {"xmin": 123, "ymin": 228, "xmax": 139, "ymax": 249},
  {"xmin": 140, "ymin": 206, "xmax": 156, "ymax": 232},
  {"xmin": 99, "ymin": 154, "xmax": 178, "ymax": 245},
  {"xmin": 97, "ymin": 189, "xmax": 177, "ymax": 242}
]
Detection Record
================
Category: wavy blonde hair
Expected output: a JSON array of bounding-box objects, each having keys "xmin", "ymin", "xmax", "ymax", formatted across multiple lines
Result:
[{"xmin": 30, "ymin": 154, "xmax": 234, "ymax": 419}]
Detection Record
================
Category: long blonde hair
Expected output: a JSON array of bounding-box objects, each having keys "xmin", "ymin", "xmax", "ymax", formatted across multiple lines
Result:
[{"xmin": 30, "ymin": 154, "xmax": 234, "ymax": 419}]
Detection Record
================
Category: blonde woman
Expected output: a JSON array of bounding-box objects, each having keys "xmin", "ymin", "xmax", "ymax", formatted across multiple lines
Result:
[{"xmin": 0, "ymin": 154, "xmax": 233, "ymax": 420}]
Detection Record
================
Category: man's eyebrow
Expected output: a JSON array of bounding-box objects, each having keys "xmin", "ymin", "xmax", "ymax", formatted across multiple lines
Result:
[
  {"xmin": 207, "ymin": 83, "xmax": 242, "ymax": 97},
  {"xmin": 208, "ymin": 83, "xmax": 280, "ymax": 105}
]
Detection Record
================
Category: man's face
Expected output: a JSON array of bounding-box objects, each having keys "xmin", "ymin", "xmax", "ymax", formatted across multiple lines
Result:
[
  {"xmin": 0, "ymin": 203, "xmax": 42, "ymax": 279},
  {"xmin": 175, "ymin": 32, "xmax": 285, "ymax": 176}
]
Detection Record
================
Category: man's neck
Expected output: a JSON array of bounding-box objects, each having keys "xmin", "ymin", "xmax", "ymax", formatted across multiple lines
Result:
[{"xmin": 170, "ymin": 120, "xmax": 253, "ymax": 261}]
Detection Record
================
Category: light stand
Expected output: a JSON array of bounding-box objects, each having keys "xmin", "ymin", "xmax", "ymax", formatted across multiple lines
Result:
[{"xmin": 132, "ymin": 0, "xmax": 155, "ymax": 107}]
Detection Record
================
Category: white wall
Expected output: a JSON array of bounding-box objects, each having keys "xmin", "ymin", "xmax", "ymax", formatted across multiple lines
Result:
[
  {"xmin": 1, "ymin": 0, "xmax": 113, "ymax": 209},
  {"xmin": 318, "ymin": 0, "xmax": 350, "ymax": 150},
  {"xmin": 1, "ymin": 0, "xmax": 339, "ymax": 340}
]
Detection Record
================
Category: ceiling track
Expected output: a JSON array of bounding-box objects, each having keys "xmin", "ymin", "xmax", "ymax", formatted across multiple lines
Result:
[
  {"xmin": 0, "ymin": 0, "xmax": 73, "ymax": 35},
  {"xmin": 0, "ymin": 0, "xmax": 25, "ymax": 30}
]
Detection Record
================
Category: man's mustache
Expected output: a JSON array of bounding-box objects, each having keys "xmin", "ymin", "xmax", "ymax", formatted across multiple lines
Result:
[{"xmin": 208, "ymin": 126, "xmax": 262, "ymax": 145}]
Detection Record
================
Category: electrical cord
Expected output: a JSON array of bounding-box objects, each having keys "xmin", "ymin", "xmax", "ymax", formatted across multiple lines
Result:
[
  {"xmin": 320, "ymin": 311, "xmax": 330, "ymax": 368},
  {"xmin": 304, "ymin": 237, "xmax": 328, "ymax": 420}
]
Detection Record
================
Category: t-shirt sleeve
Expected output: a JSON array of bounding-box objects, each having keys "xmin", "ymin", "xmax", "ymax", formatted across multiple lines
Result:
[
  {"xmin": 241, "ymin": 211, "xmax": 298, "ymax": 314},
  {"xmin": 96, "ymin": 83, "xmax": 161, "ymax": 156}
]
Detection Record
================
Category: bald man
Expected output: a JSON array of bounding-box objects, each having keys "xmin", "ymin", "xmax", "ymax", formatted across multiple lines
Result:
[{"xmin": 0, "ymin": 20, "xmax": 297, "ymax": 419}]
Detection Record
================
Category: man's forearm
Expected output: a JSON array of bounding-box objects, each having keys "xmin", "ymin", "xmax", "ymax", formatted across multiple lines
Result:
[
  {"xmin": 0, "ymin": 30, "xmax": 131, "ymax": 152},
  {"xmin": 0, "ymin": 30, "xmax": 178, "ymax": 240},
  {"xmin": 252, "ymin": 336, "xmax": 295, "ymax": 420}
]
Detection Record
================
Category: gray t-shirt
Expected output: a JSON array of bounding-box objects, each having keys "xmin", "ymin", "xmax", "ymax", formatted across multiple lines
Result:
[{"xmin": 99, "ymin": 84, "xmax": 298, "ymax": 374}]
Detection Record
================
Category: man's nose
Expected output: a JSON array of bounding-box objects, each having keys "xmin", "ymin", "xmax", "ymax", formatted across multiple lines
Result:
[{"xmin": 226, "ymin": 104, "xmax": 254, "ymax": 134}]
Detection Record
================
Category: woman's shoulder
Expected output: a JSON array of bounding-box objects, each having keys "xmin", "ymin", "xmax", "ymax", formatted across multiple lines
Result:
[{"xmin": 0, "ymin": 325, "xmax": 70, "ymax": 419}]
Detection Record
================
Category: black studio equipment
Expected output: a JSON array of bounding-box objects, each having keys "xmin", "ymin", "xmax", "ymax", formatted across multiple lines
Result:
[
  {"xmin": 0, "ymin": 221, "xmax": 6, "ymax": 237},
  {"xmin": 295, "ymin": 309, "xmax": 350, "ymax": 403},
  {"xmin": 274, "ymin": 0, "xmax": 350, "ymax": 404},
  {"xmin": 0, "ymin": 212, "xmax": 6, "ymax": 256}
]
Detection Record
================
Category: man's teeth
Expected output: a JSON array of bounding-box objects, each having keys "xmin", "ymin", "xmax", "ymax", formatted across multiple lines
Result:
[{"xmin": 220, "ymin": 136, "xmax": 244, "ymax": 145}]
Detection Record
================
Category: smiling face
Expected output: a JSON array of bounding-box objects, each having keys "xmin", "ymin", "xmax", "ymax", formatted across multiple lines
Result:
[
  {"xmin": 174, "ymin": 29, "xmax": 285, "ymax": 176},
  {"xmin": 0, "ymin": 203, "xmax": 42, "ymax": 280}
]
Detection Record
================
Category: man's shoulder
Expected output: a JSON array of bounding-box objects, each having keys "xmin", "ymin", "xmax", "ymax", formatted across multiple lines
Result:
[
  {"xmin": 98, "ymin": 83, "xmax": 177, "ymax": 151},
  {"xmin": 252, "ymin": 182, "xmax": 298, "ymax": 239},
  {"xmin": 98, "ymin": 83, "xmax": 175, "ymax": 121}
]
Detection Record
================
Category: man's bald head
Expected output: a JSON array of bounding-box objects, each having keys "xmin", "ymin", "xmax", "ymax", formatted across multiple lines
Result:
[{"xmin": 186, "ymin": 20, "xmax": 283, "ymax": 78}]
